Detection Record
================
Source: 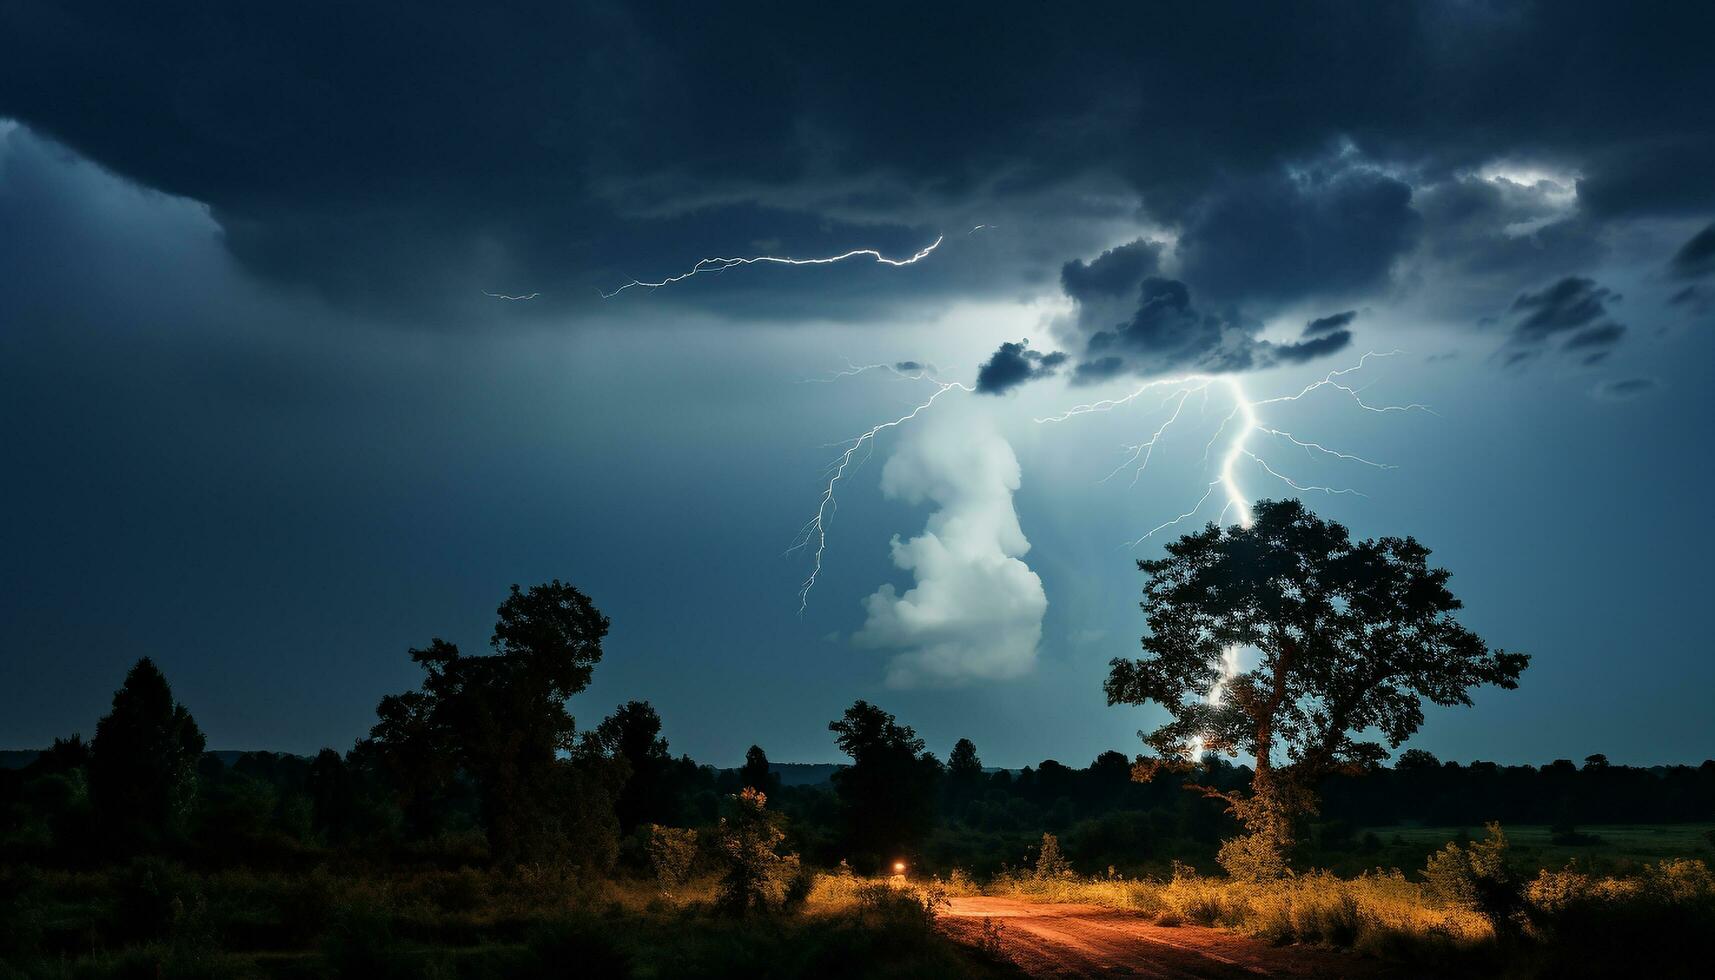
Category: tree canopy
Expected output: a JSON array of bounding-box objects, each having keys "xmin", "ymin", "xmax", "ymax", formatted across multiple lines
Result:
[
  {"xmin": 1105, "ymin": 499, "xmax": 1528, "ymax": 873},
  {"xmin": 368, "ymin": 580, "xmax": 614, "ymax": 863},
  {"xmin": 1108, "ymin": 499, "xmax": 1528, "ymax": 778},
  {"xmin": 88, "ymin": 657, "xmax": 206, "ymax": 848},
  {"xmin": 828, "ymin": 700, "xmax": 942, "ymax": 868}
]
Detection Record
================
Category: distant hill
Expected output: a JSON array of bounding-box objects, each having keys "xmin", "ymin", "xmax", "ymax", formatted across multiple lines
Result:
[{"xmin": 768, "ymin": 762, "xmax": 840, "ymax": 787}]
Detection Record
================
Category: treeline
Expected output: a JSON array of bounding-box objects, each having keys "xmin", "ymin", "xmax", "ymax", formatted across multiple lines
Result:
[
  {"xmin": 3, "ymin": 581, "xmax": 1713, "ymax": 882},
  {"xmin": 1320, "ymin": 750, "xmax": 1715, "ymax": 828}
]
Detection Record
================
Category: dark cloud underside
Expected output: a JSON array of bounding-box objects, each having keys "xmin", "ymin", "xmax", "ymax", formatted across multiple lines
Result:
[{"xmin": 1, "ymin": 1, "xmax": 1711, "ymax": 323}]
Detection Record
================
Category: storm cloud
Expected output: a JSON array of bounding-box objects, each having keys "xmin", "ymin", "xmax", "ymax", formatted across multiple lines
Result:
[
  {"xmin": 1505, "ymin": 277, "xmax": 1626, "ymax": 359},
  {"xmin": 2, "ymin": 2, "xmax": 1712, "ymax": 326},
  {"xmin": 975, "ymin": 341, "xmax": 1069, "ymax": 395},
  {"xmin": 1303, "ymin": 311, "xmax": 1358, "ymax": 337},
  {"xmin": 1670, "ymin": 223, "xmax": 1715, "ymax": 280}
]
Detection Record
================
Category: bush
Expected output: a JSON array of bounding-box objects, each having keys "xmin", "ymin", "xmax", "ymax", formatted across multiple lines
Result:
[
  {"xmin": 645, "ymin": 824, "xmax": 698, "ymax": 896},
  {"xmin": 1422, "ymin": 821, "xmax": 1523, "ymax": 935},
  {"xmin": 1032, "ymin": 833, "xmax": 1071, "ymax": 881},
  {"xmin": 714, "ymin": 788, "xmax": 801, "ymax": 914},
  {"xmin": 1525, "ymin": 859, "xmax": 1715, "ymax": 977}
]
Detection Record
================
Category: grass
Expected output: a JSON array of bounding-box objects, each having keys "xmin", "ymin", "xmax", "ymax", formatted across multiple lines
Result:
[
  {"xmin": 1360, "ymin": 823, "xmax": 1715, "ymax": 872},
  {"xmin": 0, "ymin": 863, "xmax": 1015, "ymax": 979},
  {"xmin": 979, "ymin": 834, "xmax": 1715, "ymax": 978}
]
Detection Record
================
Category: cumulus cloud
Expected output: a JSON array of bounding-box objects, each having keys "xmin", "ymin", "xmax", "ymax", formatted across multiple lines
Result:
[
  {"xmin": 974, "ymin": 340, "xmax": 1068, "ymax": 394},
  {"xmin": 1408, "ymin": 174, "xmax": 1605, "ymax": 316},
  {"xmin": 1048, "ymin": 255, "xmax": 1355, "ymax": 383},
  {"xmin": 854, "ymin": 407, "xmax": 1046, "ymax": 687},
  {"xmin": 1174, "ymin": 165, "xmax": 1420, "ymax": 309}
]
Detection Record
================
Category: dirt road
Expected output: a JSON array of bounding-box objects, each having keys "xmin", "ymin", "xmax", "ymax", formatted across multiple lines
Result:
[{"xmin": 939, "ymin": 896, "xmax": 1385, "ymax": 979}]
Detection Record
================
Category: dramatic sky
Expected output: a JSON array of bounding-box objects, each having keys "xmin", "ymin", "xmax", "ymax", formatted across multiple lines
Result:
[{"xmin": 3, "ymin": 1, "xmax": 1712, "ymax": 767}]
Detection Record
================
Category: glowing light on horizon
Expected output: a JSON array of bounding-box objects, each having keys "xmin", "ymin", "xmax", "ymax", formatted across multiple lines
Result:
[
  {"xmin": 1038, "ymin": 351, "xmax": 1428, "ymax": 758},
  {"xmin": 601, "ymin": 235, "xmax": 945, "ymax": 298}
]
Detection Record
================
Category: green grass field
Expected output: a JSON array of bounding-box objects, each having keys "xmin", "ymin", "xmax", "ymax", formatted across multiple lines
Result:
[{"xmin": 1358, "ymin": 823, "xmax": 1715, "ymax": 875}]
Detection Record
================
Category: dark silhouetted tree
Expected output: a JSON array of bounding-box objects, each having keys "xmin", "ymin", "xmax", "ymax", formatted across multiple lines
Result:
[
  {"xmin": 88, "ymin": 658, "xmax": 206, "ymax": 849},
  {"xmin": 595, "ymin": 700, "xmax": 671, "ymax": 832},
  {"xmin": 1396, "ymin": 748, "xmax": 1442, "ymax": 771},
  {"xmin": 369, "ymin": 580, "xmax": 615, "ymax": 864},
  {"xmin": 307, "ymin": 748, "xmax": 356, "ymax": 845},
  {"xmin": 1106, "ymin": 499, "xmax": 1528, "ymax": 877},
  {"xmin": 739, "ymin": 744, "xmax": 778, "ymax": 795},
  {"xmin": 949, "ymin": 738, "xmax": 983, "ymax": 782},
  {"xmin": 828, "ymin": 701, "xmax": 942, "ymax": 867}
]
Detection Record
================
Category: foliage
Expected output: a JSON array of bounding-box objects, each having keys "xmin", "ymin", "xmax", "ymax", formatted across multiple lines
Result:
[
  {"xmin": 366, "ymin": 580, "xmax": 612, "ymax": 864},
  {"xmin": 1423, "ymin": 821, "xmax": 1525, "ymax": 934},
  {"xmin": 88, "ymin": 658, "xmax": 206, "ymax": 849},
  {"xmin": 828, "ymin": 700, "xmax": 944, "ymax": 868},
  {"xmin": 738, "ymin": 744, "xmax": 777, "ymax": 795},
  {"xmin": 594, "ymin": 699, "xmax": 670, "ymax": 832},
  {"xmin": 1032, "ymin": 832, "xmax": 1071, "ymax": 881},
  {"xmin": 646, "ymin": 824, "xmax": 698, "ymax": 895},
  {"xmin": 715, "ymin": 788, "xmax": 803, "ymax": 914},
  {"xmin": 1107, "ymin": 500, "xmax": 1528, "ymax": 872}
]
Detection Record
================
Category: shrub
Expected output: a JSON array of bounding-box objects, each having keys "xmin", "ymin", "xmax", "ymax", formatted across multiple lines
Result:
[
  {"xmin": 714, "ymin": 788, "xmax": 801, "ymax": 914},
  {"xmin": 1422, "ymin": 822, "xmax": 1523, "ymax": 935},
  {"xmin": 1032, "ymin": 833, "xmax": 1072, "ymax": 881},
  {"xmin": 645, "ymin": 824, "xmax": 698, "ymax": 896}
]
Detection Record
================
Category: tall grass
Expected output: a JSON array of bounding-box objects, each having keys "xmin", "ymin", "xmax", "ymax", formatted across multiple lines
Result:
[{"xmin": 978, "ymin": 847, "xmax": 1715, "ymax": 975}]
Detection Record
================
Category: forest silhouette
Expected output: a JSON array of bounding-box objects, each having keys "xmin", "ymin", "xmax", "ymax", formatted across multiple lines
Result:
[{"xmin": 4, "ymin": 505, "xmax": 1713, "ymax": 977}]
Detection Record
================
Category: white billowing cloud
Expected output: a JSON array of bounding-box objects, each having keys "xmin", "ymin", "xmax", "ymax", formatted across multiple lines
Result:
[{"xmin": 855, "ymin": 404, "xmax": 1047, "ymax": 687}]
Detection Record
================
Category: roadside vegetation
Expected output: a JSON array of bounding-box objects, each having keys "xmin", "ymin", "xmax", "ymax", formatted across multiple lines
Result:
[{"xmin": 974, "ymin": 827, "xmax": 1715, "ymax": 977}]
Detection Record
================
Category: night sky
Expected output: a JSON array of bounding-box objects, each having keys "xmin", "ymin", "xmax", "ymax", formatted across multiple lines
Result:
[{"xmin": 3, "ymin": 2, "xmax": 1711, "ymax": 768}]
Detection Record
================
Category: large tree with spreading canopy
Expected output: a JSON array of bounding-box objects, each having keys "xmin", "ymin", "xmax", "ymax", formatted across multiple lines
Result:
[{"xmin": 1105, "ymin": 499, "xmax": 1528, "ymax": 876}]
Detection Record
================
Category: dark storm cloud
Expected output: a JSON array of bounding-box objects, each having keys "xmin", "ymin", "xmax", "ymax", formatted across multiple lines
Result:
[
  {"xmin": 1500, "ymin": 276, "xmax": 1626, "ymax": 362},
  {"xmin": 1174, "ymin": 167, "xmax": 1419, "ymax": 308},
  {"xmin": 975, "ymin": 341, "xmax": 1068, "ymax": 395},
  {"xmin": 1083, "ymin": 278, "xmax": 1250, "ymax": 375},
  {"xmin": 1564, "ymin": 323, "xmax": 1625, "ymax": 351},
  {"xmin": 2, "ymin": 1, "xmax": 1712, "ymax": 325},
  {"xmin": 1061, "ymin": 241, "xmax": 1163, "ymax": 304},
  {"xmin": 1409, "ymin": 176, "xmax": 1606, "ymax": 316},
  {"xmin": 1271, "ymin": 330, "xmax": 1354, "ymax": 364},
  {"xmin": 1061, "ymin": 272, "xmax": 1352, "ymax": 383},
  {"xmin": 1508, "ymin": 278, "xmax": 1619, "ymax": 343},
  {"xmin": 1577, "ymin": 140, "xmax": 1715, "ymax": 218},
  {"xmin": 1304, "ymin": 310, "xmax": 1357, "ymax": 337},
  {"xmin": 1669, "ymin": 223, "xmax": 1715, "ymax": 280}
]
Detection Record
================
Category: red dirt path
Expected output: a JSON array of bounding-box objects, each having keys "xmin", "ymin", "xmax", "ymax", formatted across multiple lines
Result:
[{"xmin": 939, "ymin": 896, "xmax": 1392, "ymax": 979}]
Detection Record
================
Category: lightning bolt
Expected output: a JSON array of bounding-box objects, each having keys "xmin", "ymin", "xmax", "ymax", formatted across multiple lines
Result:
[
  {"xmin": 795, "ymin": 361, "xmax": 939, "ymax": 384},
  {"xmin": 788, "ymin": 370, "xmax": 973, "ymax": 614},
  {"xmin": 483, "ymin": 291, "xmax": 540, "ymax": 301},
  {"xmin": 601, "ymin": 235, "xmax": 945, "ymax": 298},
  {"xmin": 1038, "ymin": 351, "xmax": 1428, "ymax": 758}
]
